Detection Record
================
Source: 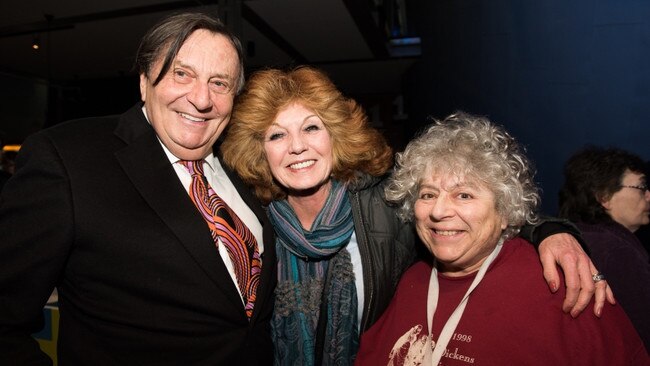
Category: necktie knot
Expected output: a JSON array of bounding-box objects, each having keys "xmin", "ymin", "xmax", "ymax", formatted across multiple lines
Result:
[{"xmin": 179, "ymin": 160, "xmax": 205, "ymax": 177}]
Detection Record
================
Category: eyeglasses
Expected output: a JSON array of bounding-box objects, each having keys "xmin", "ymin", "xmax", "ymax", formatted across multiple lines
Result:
[{"xmin": 620, "ymin": 183, "xmax": 649, "ymax": 192}]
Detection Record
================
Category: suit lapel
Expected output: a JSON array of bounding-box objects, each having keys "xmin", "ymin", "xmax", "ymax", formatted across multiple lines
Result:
[{"xmin": 113, "ymin": 106, "xmax": 246, "ymax": 317}]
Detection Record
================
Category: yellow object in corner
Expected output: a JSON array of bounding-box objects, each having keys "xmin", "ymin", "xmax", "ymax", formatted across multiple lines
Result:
[{"xmin": 33, "ymin": 305, "xmax": 59, "ymax": 365}]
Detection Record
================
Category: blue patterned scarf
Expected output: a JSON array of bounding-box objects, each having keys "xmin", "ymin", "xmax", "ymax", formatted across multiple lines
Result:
[{"xmin": 269, "ymin": 180, "xmax": 359, "ymax": 365}]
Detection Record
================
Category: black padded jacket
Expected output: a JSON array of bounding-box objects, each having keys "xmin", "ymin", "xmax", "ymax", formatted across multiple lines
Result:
[{"xmin": 348, "ymin": 174, "xmax": 417, "ymax": 332}]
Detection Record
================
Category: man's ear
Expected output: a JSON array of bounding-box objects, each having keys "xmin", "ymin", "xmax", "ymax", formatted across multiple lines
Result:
[{"xmin": 139, "ymin": 73, "xmax": 148, "ymax": 102}]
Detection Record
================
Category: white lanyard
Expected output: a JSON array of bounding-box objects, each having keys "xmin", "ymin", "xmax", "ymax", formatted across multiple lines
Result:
[{"xmin": 425, "ymin": 239, "xmax": 504, "ymax": 365}]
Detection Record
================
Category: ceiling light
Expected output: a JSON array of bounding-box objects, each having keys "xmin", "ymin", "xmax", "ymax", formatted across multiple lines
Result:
[{"xmin": 32, "ymin": 35, "xmax": 40, "ymax": 50}]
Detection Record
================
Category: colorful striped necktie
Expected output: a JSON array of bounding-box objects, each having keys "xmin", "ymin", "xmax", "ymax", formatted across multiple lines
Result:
[{"xmin": 180, "ymin": 160, "xmax": 261, "ymax": 319}]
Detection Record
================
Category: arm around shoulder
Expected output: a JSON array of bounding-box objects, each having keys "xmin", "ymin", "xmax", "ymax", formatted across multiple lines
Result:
[{"xmin": 518, "ymin": 215, "xmax": 585, "ymax": 251}]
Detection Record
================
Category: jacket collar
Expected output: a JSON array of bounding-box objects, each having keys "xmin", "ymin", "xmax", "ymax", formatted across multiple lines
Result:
[
  {"xmin": 112, "ymin": 104, "xmax": 254, "ymax": 320},
  {"xmin": 112, "ymin": 103, "xmax": 276, "ymax": 322}
]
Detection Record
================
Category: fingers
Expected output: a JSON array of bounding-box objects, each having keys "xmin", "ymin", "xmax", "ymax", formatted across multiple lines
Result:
[
  {"xmin": 538, "ymin": 235, "xmax": 581, "ymax": 313},
  {"xmin": 539, "ymin": 250, "xmax": 560, "ymax": 293},
  {"xmin": 589, "ymin": 268, "xmax": 616, "ymax": 317},
  {"xmin": 590, "ymin": 279, "xmax": 609, "ymax": 317},
  {"xmin": 537, "ymin": 233, "xmax": 611, "ymax": 318},
  {"xmin": 567, "ymin": 253, "xmax": 596, "ymax": 317},
  {"xmin": 586, "ymin": 258, "xmax": 618, "ymax": 317},
  {"xmin": 559, "ymin": 253, "xmax": 582, "ymax": 315},
  {"xmin": 539, "ymin": 241, "xmax": 585, "ymax": 315},
  {"xmin": 606, "ymin": 284, "xmax": 616, "ymax": 305},
  {"xmin": 587, "ymin": 261, "xmax": 605, "ymax": 317}
]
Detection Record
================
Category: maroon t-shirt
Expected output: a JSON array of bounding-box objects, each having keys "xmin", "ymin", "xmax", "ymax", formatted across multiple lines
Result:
[{"xmin": 355, "ymin": 237, "xmax": 649, "ymax": 365}]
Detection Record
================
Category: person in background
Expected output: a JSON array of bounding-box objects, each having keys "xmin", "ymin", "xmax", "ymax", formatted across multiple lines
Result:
[
  {"xmin": 355, "ymin": 113, "xmax": 646, "ymax": 365},
  {"xmin": 634, "ymin": 160, "xmax": 650, "ymax": 254},
  {"xmin": 221, "ymin": 67, "xmax": 611, "ymax": 365},
  {"xmin": 0, "ymin": 13, "xmax": 276, "ymax": 365},
  {"xmin": 559, "ymin": 146, "xmax": 650, "ymax": 350}
]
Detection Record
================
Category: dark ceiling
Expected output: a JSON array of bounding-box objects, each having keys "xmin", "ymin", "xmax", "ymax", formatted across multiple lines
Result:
[{"xmin": 0, "ymin": 0, "xmax": 420, "ymax": 95}]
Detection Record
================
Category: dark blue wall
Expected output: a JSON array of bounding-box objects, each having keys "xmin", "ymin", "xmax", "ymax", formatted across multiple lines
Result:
[{"xmin": 405, "ymin": 1, "xmax": 649, "ymax": 213}]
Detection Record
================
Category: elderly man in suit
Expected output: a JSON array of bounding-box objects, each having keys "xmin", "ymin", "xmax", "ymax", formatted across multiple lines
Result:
[{"xmin": 0, "ymin": 13, "xmax": 276, "ymax": 365}]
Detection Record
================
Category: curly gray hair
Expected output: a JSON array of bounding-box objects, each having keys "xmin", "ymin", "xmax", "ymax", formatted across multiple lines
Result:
[{"xmin": 385, "ymin": 112, "xmax": 540, "ymax": 240}]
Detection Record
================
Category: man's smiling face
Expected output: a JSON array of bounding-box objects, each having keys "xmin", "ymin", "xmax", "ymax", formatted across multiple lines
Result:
[{"xmin": 139, "ymin": 29, "xmax": 240, "ymax": 160}]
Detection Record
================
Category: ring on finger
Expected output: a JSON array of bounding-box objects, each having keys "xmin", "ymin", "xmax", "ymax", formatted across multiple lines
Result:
[{"xmin": 592, "ymin": 272, "xmax": 606, "ymax": 283}]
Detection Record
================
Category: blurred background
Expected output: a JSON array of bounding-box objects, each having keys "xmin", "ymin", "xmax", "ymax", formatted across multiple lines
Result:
[{"xmin": 0, "ymin": 0, "xmax": 648, "ymax": 213}]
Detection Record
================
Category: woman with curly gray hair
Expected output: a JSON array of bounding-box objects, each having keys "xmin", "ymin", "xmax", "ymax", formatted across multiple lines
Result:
[
  {"xmin": 355, "ymin": 113, "xmax": 648, "ymax": 365},
  {"xmin": 386, "ymin": 112, "xmax": 540, "ymax": 241}
]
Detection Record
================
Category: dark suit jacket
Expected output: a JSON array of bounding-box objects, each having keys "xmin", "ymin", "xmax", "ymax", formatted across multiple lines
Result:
[{"xmin": 0, "ymin": 104, "xmax": 276, "ymax": 365}]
